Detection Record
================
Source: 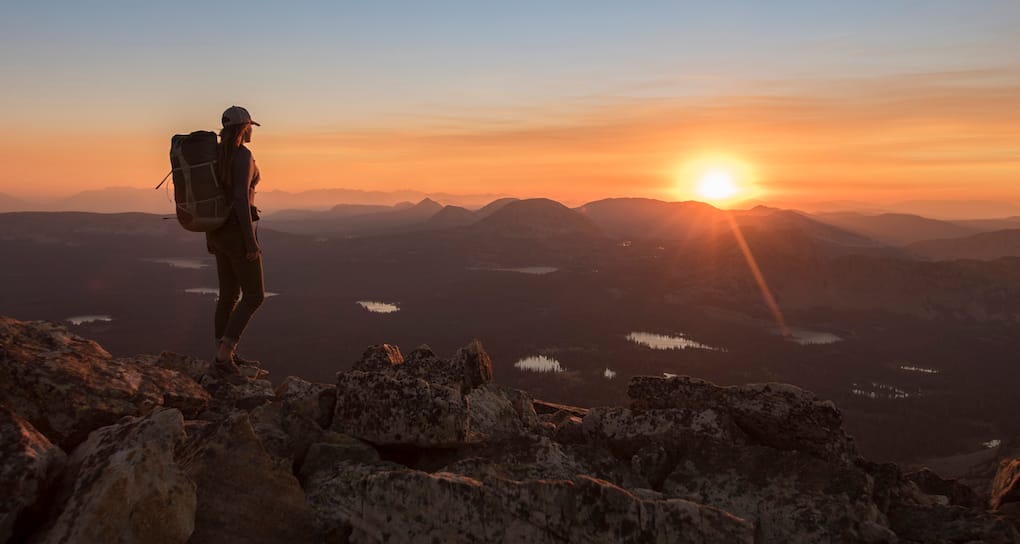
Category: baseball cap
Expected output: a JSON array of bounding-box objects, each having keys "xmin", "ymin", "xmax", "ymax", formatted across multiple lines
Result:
[{"xmin": 221, "ymin": 105, "xmax": 261, "ymax": 127}]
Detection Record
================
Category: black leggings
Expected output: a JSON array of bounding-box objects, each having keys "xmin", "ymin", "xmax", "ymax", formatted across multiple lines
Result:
[{"xmin": 214, "ymin": 252, "xmax": 265, "ymax": 347}]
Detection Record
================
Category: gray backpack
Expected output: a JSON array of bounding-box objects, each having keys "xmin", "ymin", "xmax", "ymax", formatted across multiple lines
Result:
[{"xmin": 156, "ymin": 131, "xmax": 229, "ymax": 232}]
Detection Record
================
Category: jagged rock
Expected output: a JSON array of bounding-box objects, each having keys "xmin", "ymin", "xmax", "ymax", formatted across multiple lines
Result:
[
  {"xmin": 628, "ymin": 375, "xmax": 855, "ymax": 461},
  {"xmin": 150, "ymin": 351, "xmax": 211, "ymax": 382},
  {"xmin": 249, "ymin": 380, "xmax": 338, "ymax": 471},
  {"xmin": 452, "ymin": 338, "xmax": 494, "ymax": 391},
  {"xmin": 465, "ymin": 383, "xmax": 539, "ymax": 439},
  {"xmin": 351, "ymin": 344, "xmax": 403, "ymax": 372},
  {"xmin": 4, "ymin": 322, "xmax": 1017, "ymax": 543},
  {"xmin": 40, "ymin": 409, "xmax": 195, "ymax": 544},
  {"xmin": 198, "ymin": 373, "xmax": 275, "ymax": 414},
  {"xmin": 0, "ymin": 406, "xmax": 66, "ymax": 543},
  {"xmin": 275, "ymin": 376, "xmax": 337, "ymax": 429},
  {"xmin": 0, "ymin": 317, "xmax": 210, "ymax": 448},
  {"xmin": 332, "ymin": 370, "xmax": 469, "ymax": 446},
  {"xmin": 178, "ymin": 413, "xmax": 317, "ymax": 543},
  {"xmin": 332, "ymin": 340, "xmax": 520, "ymax": 447},
  {"xmin": 303, "ymin": 465, "xmax": 754, "ymax": 543},
  {"xmin": 905, "ymin": 468, "xmax": 980, "ymax": 508},
  {"xmin": 990, "ymin": 458, "xmax": 1020, "ymax": 510}
]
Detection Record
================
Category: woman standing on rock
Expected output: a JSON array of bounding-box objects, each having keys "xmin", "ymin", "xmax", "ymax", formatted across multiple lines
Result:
[{"xmin": 206, "ymin": 105, "xmax": 265, "ymax": 378}]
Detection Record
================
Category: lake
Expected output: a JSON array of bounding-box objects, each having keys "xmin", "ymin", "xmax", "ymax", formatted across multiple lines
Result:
[
  {"xmin": 514, "ymin": 355, "xmax": 564, "ymax": 373},
  {"xmin": 850, "ymin": 382, "xmax": 913, "ymax": 400},
  {"xmin": 357, "ymin": 301, "xmax": 400, "ymax": 314},
  {"xmin": 185, "ymin": 287, "xmax": 280, "ymax": 298},
  {"xmin": 627, "ymin": 331, "xmax": 719, "ymax": 351},
  {"xmin": 144, "ymin": 257, "xmax": 209, "ymax": 270},
  {"xmin": 67, "ymin": 315, "xmax": 113, "ymax": 325},
  {"xmin": 469, "ymin": 266, "xmax": 559, "ymax": 275}
]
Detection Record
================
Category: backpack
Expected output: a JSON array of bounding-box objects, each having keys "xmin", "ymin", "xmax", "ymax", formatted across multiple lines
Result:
[{"xmin": 156, "ymin": 131, "xmax": 230, "ymax": 232}]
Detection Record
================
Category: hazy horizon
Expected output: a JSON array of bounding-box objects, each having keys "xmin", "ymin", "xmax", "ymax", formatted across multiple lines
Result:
[{"xmin": 4, "ymin": 186, "xmax": 1020, "ymax": 221}]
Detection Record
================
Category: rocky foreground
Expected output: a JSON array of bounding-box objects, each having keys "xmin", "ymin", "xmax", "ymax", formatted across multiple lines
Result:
[{"xmin": 1, "ymin": 316, "xmax": 1019, "ymax": 543}]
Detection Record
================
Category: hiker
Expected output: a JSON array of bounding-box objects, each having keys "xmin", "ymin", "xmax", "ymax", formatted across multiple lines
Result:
[{"xmin": 207, "ymin": 105, "xmax": 265, "ymax": 376}]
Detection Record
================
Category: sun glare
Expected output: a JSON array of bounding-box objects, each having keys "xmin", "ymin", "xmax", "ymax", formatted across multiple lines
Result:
[
  {"xmin": 675, "ymin": 154, "xmax": 759, "ymax": 206},
  {"xmin": 697, "ymin": 169, "xmax": 739, "ymax": 201}
]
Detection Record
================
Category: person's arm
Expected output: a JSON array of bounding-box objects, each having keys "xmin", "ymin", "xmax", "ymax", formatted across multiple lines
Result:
[{"xmin": 232, "ymin": 147, "xmax": 259, "ymax": 257}]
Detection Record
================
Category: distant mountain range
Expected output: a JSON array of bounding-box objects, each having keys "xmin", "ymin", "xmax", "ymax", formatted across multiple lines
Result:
[
  {"xmin": 0, "ymin": 187, "xmax": 509, "ymax": 215},
  {"xmin": 810, "ymin": 212, "xmax": 980, "ymax": 246},
  {"xmin": 906, "ymin": 229, "xmax": 1020, "ymax": 261}
]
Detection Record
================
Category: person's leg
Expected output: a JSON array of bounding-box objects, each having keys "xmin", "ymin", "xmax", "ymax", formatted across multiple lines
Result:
[
  {"xmin": 221, "ymin": 254, "xmax": 266, "ymax": 354},
  {"xmin": 214, "ymin": 252, "xmax": 241, "ymax": 343}
]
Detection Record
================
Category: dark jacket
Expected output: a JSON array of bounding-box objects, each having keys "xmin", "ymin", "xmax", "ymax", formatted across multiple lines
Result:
[{"xmin": 206, "ymin": 145, "xmax": 260, "ymax": 257}]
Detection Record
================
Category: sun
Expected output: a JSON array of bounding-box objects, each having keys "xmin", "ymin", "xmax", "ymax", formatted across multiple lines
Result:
[
  {"xmin": 697, "ymin": 169, "xmax": 739, "ymax": 201},
  {"xmin": 674, "ymin": 154, "xmax": 759, "ymax": 206}
]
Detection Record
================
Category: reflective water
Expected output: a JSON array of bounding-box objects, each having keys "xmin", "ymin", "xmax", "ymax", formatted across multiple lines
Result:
[
  {"xmin": 850, "ymin": 382, "xmax": 913, "ymax": 400},
  {"xmin": 603, "ymin": 368, "xmax": 617, "ymax": 379},
  {"xmin": 786, "ymin": 328, "xmax": 842, "ymax": 345},
  {"xmin": 67, "ymin": 315, "xmax": 113, "ymax": 325},
  {"xmin": 470, "ymin": 266, "xmax": 558, "ymax": 275},
  {"xmin": 899, "ymin": 364, "xmax": 939, "ymax": 374},
  {"xmin": 185, "ymin": 287, "xmax": 279, "ymax": 298},
  {"xmin": 144, "ymin": 257, "xmax": 209, "ymax": 269},
  {"xmin": 627, "ymin": 332, "xmax": 719, "ymax": 351},
  {"xmin": 514, "ymin": 356, "xmax": 564, "ymax": 373},
  {"xmin": 357, "ymin": 301, "xmax": 399, "ymax": 313}
]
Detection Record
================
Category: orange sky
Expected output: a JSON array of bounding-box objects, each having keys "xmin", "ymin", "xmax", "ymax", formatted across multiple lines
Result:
[{"xmin": 1, "ymin": 69, "xmax": 1018, "ymax": 208}]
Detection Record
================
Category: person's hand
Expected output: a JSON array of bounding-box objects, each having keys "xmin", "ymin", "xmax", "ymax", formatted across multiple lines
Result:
[{"xmin": 246, "ymin": 251, "xmax": 259, "ymax": 262}]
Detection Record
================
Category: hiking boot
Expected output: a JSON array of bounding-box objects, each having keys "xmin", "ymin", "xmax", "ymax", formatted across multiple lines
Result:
[{"xmin": 232, "ymin": 353, "xmax": 261, "ymax": 368}]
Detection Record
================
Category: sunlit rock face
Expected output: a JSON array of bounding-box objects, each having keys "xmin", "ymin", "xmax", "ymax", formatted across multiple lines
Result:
[
  {"xmin": 0, "ymin": 316, "xmax": 1018, "ymax": 543},
  {"xmin": 0, "ymin": 317, "xmax": 210, "ymax": 449},
  {"xmin": 39, "ymin": 409, "xmax": 196, "ymax": 544}
]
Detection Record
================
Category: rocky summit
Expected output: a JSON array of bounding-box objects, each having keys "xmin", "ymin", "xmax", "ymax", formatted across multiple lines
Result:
[{"xmin": 1, "ymin": 316, "xmax": 1018, "ymax": 543}]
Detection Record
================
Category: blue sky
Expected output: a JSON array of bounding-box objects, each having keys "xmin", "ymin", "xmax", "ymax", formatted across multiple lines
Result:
[{"xmin": 3, "ymin": 1, "xmax": 1018, "ymax": 130}]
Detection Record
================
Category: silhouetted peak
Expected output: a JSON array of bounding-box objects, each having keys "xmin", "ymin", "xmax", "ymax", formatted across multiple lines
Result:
[
  {"xmin": 413, "ymin": 197, "xmax": 442, "ymax": 209},
  {"xmin": 476, "ymin": 197, "xmax": 520, "ymax": 217}
]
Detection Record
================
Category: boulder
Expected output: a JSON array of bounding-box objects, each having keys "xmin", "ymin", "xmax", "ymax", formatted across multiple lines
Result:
[
  {"xmin": 274, "ymin": 376, "xmax": 337, "ymax": 429},
  {"xmin": 351, "ymin": 344, "xmax": 403, "ymax": 372},
  {"xmin": 628, "ymin": 376, "xmax": 855, "ymax": 461},
  {"xmin": 244, "ymin": 378, "xmax": 339, "ymax": 471},
  {"xmin": 40, "ymin": 409, "xmax": 195, "ymax": 544},
  {"xmin": 990, "ymin": 458, "xmax": 1020, "ymax": 510},
  {"xmin": 0, "ymin": 318, "xmax": 210, "ymax": 448},
  {"xmin": 178, "ymin": 413, "xmax": 317, "ymax": 543},
  {"xmin": 332, "ymin": 370, "xmax": 469, "ymax": 446},
  {"xmin": 198, "ymin": 373, "xmax": 275, "ymax": 414},
  {"xmin": 331, "ymin": 340, "xmax": 516, "ymax": 447},
  {"xmin": 0, "ymin": 406, "xmax": 66, "ymax": 543},
  {"xmin": 904, "ymin": 468, "xmax": 980, "ymax": 508},
  {"xmin": 303, "ymin": 466, "xmax": 754, "ymax": 543},
  {"xmin": 451, "ymin": 339, "xmax": 494, "ymax": 391},
  {"xmin": 465, "ymin": 383, "xmax": 539, "ymax": 440}
]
